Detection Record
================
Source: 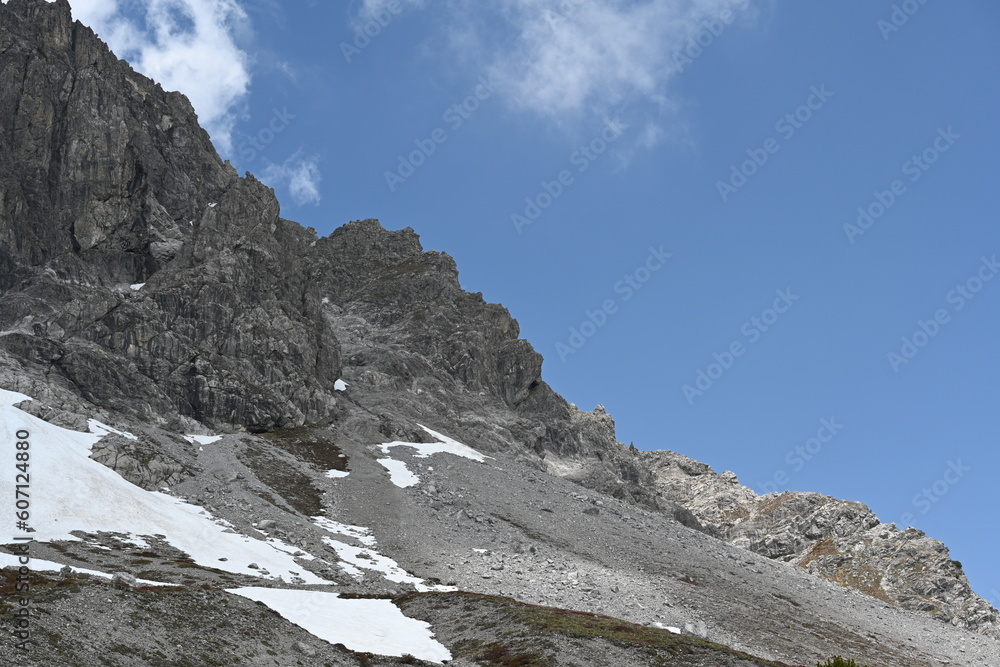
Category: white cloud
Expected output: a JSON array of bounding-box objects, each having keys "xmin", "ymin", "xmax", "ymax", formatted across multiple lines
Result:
[
  {"xmin": 260, "ymin": 151, "xmax": 322, "ymax": 206},
  {"xmin": 65, "ymin": 0, "xmax": 252, "ymax": 154},
  {"xmin": 353, "ymin": 0, "xmax": 755, "ymax": 146},
  {"xmin": 488, "ymin": 0, "xmax": 751, "ymax": 118}
]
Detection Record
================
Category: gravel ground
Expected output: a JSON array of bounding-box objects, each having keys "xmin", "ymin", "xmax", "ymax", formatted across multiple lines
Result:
[{"xmin": 3, "ymin": 423, "xmax": 998, "ymax": 666}]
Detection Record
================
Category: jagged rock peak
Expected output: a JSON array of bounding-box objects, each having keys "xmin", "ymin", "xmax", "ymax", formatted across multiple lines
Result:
[{"xmin": 641, "ymin": 449, "xmax": 1000, "ymax": 637}]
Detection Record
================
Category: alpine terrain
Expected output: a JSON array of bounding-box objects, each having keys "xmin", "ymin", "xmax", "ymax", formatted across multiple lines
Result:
[{"xmin": 0, "ymin": 1, "xmax": 997, "ymax": 665}]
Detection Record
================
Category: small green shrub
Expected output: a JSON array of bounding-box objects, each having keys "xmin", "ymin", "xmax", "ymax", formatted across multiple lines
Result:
[{"xmin": 818, "ymin": 658, "xmax": 869, "ymax": 667}]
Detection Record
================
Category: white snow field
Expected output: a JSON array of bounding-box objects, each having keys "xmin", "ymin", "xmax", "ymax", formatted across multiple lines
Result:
[
  {"xmin": 228, "ymin": 587, "xmax": 452, "ymax": 663},
  {"xmin": 0, "ymin": 389, "xmax": 324, "ymax": 583}
]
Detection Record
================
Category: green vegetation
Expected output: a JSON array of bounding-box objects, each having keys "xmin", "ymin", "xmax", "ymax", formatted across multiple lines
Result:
[
  {"xmin": 818, "ymin": 658, "xmax": 869, "ymax": 667},
  {"xmin": 398, "ymin": 591, "xmax": 795, "ymax": 666}
]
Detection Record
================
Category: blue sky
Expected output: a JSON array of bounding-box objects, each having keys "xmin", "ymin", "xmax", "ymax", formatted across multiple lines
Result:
[{"xmin": 66, "ymin": 0, "xmax": 999, "ymax": 605}]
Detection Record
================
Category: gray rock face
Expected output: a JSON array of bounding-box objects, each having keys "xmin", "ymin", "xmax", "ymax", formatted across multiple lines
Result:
[
  {"xmin": 642, "ymin": 449, "xmax": 1000, "ymax": 637},
  {"xmin": 0, "ymin": 0, "xmax": 342, "ymax": 432}
]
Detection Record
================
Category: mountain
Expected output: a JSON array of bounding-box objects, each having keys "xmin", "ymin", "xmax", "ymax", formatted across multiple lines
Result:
[{"xmin": 0, "ymin": 1, "xmax": 997, "ymax": 665}]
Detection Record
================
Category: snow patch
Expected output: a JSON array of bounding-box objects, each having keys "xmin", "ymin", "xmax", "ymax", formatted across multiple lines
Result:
[
  {"xmin": 376, "ymin": 425, "xmax": 488, "ymax": 489},
  {"xmin": 333, "ymin": 379, "xmax": 348, "ymax": 391},
  {"xmin": 0, "ymin": 553, "xmax": 172, "ymax": 587},
  {"xmin": 324, "ymin": 469, "xmax": 349, "ymax": 479},
  {"xmin": 87, "ymin": 419, "xmax": 138, "ymax": 441},
  {"xmin": 378, "ymin": 458, "xmax": 419, "ymax": 488},
  {"xmin": 227, "ymin": 587, "xmax": 452, "ymax": 663},
  {"xmin": 379, "ymin": 424, "xmax": 489, "ymax": 462},
  {"xmin": 184, "ymin": 434, "xmax": 223, "ymax": 445},
  {"xmin": 313, "ymin": 517, "xmax": 376, "ymax": 546},
  {"xmin": 321, "ymin": 537, "xmax": 435, "ymax": 590},
  {"xmin": 0, "ymin": 389, "xmax": 32, "ymax": 405},
  {"xmin": 0, "ymin": 395, "xmax": 326, "ymax": 584},
  {"xmin": 129, "ymin": 283, "xmax": 145, "ymax": 291}
]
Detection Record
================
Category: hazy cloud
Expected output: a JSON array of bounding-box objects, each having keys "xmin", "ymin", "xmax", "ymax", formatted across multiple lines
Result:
[
  {"xmin": 347, "ymin": 0, "xmax": 754, "ymax": 146},
  {"xmin": 260, "ymin": 151, "xmax": 322, "ymax": 206},
  {"xmin": 484, "ymin": 0, "xmax": 751, "ymax": 120}
]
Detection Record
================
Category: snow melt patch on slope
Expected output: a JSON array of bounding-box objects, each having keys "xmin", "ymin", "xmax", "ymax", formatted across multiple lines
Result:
[
  {"xmin": 313, "ymin": 517, "xmax": 376, "ymax": 546},
  {"xmin": 379, "ymin": 424, "xmax": 490, "ymax": 462},
  {"xmin": 333, "ymin": 379, "xmax": 348, "ymax": 391},
  {"xmin": 376, "ymin": 424, "xmax": 489, "ymax": 488},
  {"xmin": 0, "ymin": 553, "xmax": 172, "ymax": 587},
  {"xmin": 313, "ymin": 517, "xmax": 454, "ymax": 592},
  {"xmin": 87, "ymin": 419, "xmax": 137, "ymax": 441},
  {"xmin": 321, "ymin": 538, "xmax": 430, "ymax": 587},
  {"xmin": 378, "ymin": 458, "xmax": 419, "ymax": 488},
  {"xmin": 184, "ymin": 434, "xmax": 223, "ymax": 445},
  {"xmin": 0, "ymin": 389, "xmax": 324, "ymax": 584},
  {"xmin": 227, "ymin": 588, "xmax": 452, "ymax": 663}
]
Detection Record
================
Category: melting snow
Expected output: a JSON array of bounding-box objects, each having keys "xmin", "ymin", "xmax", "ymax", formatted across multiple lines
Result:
[
  {"xmin": 378, "ymin": 458, "xmax": 419, "ymax": 488},
  {"xmin": 227, "ymin": 588, "xmax": 452, "ymax": 663},
  {"xmin": 376, "ymin": 424, "xmax": 488, "ymax": 489},
  {"xmin": 87, "ymin": 419, "xmax": 138, "ymax": 441},
  {"xmin": 0, "ymin": 390, "xmax": 324, "ymax": 584},
  {"xmin": 184, "ymin": 434, "xmax": 223, "ymax": 445},
  {"xmin": 333, "ymin": 379, "xmax": 348, "ymax": 391},
  {"xmin": 321, "ymin": 537, "xmax": 433, "ymax": 590},
  {"xmin": 0, "ymin": 553, "xmax": 172, "ymax": 587},
  {"xmin": 324, "ymin": 469, "xmax": 350, "ymax": 479},
  {"xmin": 313, "ymin": 517, "xmax": 376, "ymax": 546},
  {"xmin": 379, "ymin": 424, "xmax": 489, "ymax": 462},
  {"xmin": 129, "ymin": 283, "xmax": 145, "ymax": 291}
]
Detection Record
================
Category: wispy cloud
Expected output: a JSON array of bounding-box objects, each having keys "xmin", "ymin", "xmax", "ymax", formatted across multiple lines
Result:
[
  {"xmin": 67, "ymin": 0, "xmax": 252, "ymax": 154},
  {"xmin": 349, "ymin": 0, "xmax": 755, "ymax": 146},
  {"xmin": 357, "ymin": 0, "xmax": 424, "ymax": 21},
  {"xmin": 489, "ymin": 0, "xmax": 749, "ymax": 117},
  {"xmin": 260, "ymin": 151, "xmax": 322, "ymax": 206}
]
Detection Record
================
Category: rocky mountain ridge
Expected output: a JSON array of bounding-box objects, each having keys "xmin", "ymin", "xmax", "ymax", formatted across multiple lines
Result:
[
  {"xmin": 641, "ymin": 450, "xmax": 998, "ymax": 637},
  {"xmin": 0, "ymin": 1, "xmax": 997, "ymax": 665}
]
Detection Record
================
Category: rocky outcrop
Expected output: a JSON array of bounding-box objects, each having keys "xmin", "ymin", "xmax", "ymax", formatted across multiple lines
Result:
[
  {"xmin": 0, "ymin": 0, "xmax": 340, "ymax": 431},
  {"xmin": 0, "ymin": 0, "xmax": 655, "ymax": 502},
  {"xmin": 642, "ymin": 449, "xmax": 1000, "ymax": 637}
]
